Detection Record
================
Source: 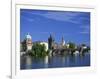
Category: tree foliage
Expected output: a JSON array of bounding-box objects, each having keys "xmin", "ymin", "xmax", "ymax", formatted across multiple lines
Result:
[
  {"xmin": 68, "ymin": 42, "xmax": 76, "ymax": 49},
  {"xmin": 32, "ymin": 43, "xmax": 47, "ymax": 57}
]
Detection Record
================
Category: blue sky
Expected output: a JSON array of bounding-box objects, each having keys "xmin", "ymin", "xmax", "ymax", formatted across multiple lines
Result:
[{"xmin": 20, "ymin": 9, "xmax": 90, "ymax": 45}]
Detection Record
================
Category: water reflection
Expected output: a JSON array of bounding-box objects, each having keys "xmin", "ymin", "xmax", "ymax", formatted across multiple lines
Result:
[
  {"xmin": 21, "ymin": 55, "xmax": 32, "ymax": 69},
  {"xmin": 25, "ymin": 56, "xmax": 32, "ymax": 69},
  {"xmin": 21, "ymin": 53, "xmax": 90, "ymax": 69},
  {"xmin": 61, "ymin": 56, "xmax": 65, "ymax": 66},
  {"xmin": 44, "ymin": 55, "xmax": 49, "ymax": 68}
]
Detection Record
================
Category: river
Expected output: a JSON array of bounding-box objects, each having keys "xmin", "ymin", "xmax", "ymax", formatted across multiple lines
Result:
[{"xmin": 20, "ymin": 53, "xmax": 90, "ymax": 69}]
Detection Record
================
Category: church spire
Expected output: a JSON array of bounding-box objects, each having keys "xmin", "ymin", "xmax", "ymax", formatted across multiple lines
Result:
[{"xmin": 61, "ymin": 36, "xmax": 65, "ymax": 46}]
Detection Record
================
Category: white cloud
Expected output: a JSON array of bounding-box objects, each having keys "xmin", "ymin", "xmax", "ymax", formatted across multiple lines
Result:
[
  {"xmin": 21, "ymin": 15, "xmax": 35, "ymax": 22},
  {"xmin": 21, "ymin": 10, "xmax": 89, "ymax": 24},
  {"xmin": 41, "ymin": 12, "xmax": 80, "ymax": 23},
  {"xmin": 79, "ymin": 31, "xmax": 90, "ymax": 34},
  {"xmin": 79, "ymin": 25, "xmax": 90, "ymax": 34}
]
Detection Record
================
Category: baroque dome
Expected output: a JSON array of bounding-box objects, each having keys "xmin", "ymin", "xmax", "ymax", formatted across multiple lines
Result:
[{"xmin": 26, "ymin": 33, "xmax": 32, "ymax": 39}]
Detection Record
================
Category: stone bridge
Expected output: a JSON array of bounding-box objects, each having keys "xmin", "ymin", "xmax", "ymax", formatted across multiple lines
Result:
[{"xmin": 52, "ymin": 48, "xmax": 73, "ymax": 55}]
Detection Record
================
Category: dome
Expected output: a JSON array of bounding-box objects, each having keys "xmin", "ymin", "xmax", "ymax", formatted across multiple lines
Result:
[{"xmin": 26, "ymin": 33, "xmax": 32, "ymax": 39}]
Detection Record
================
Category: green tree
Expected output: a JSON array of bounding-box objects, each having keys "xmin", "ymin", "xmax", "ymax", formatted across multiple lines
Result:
[
  {"xmin": 68, "ymin": 42, "xmax": 76, "ymax": 49},
  {"xmin": 32, "ymin": 43, "xmax": 47, "ymax": 57},
  {"xmin": 81, "ymin": 44, "xmax": 86, "ymax": 47}
]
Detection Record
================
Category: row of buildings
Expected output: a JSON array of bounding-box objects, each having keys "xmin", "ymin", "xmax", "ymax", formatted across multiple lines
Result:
[
  {"xmin": 20, "ymin": 33, "xmax": 88, "ymax": 54},
  {"xmin": 21, "ymin": 33, "xmax": 70, "ymax": 52}
]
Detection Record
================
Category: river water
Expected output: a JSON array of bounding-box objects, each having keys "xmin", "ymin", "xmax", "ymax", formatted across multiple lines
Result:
[{"xmin": 20, "ymin": 53, "xmax": 90, "ymax": 69}]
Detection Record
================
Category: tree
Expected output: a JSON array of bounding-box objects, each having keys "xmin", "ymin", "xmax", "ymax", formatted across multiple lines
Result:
[
  {"xmin": 68, "ymin": 42, "xmax": 76, "ymax": 49},
  {"xmin": 81, "ymin": 44, "xmax": 86, "ymax": 47},
  {"xmin": 32, "ymin": 43, "xmax": 47, "ymax": 57}
]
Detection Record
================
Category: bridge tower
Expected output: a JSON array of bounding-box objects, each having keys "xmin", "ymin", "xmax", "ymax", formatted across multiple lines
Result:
[{"xmin": 48, "ymin": 34, "xmax": 54, "ymax": 50}]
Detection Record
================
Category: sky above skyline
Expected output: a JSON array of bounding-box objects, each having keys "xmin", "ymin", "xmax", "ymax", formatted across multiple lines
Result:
[{"xmin": 20, "ymin": 9, "xmax": 90, "ymax": 45}]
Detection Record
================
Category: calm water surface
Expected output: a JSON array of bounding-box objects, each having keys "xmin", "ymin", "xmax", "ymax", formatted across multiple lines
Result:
[{"xmin": 20, "ymin": 53, "xmax": 90, "ymax": 69}]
